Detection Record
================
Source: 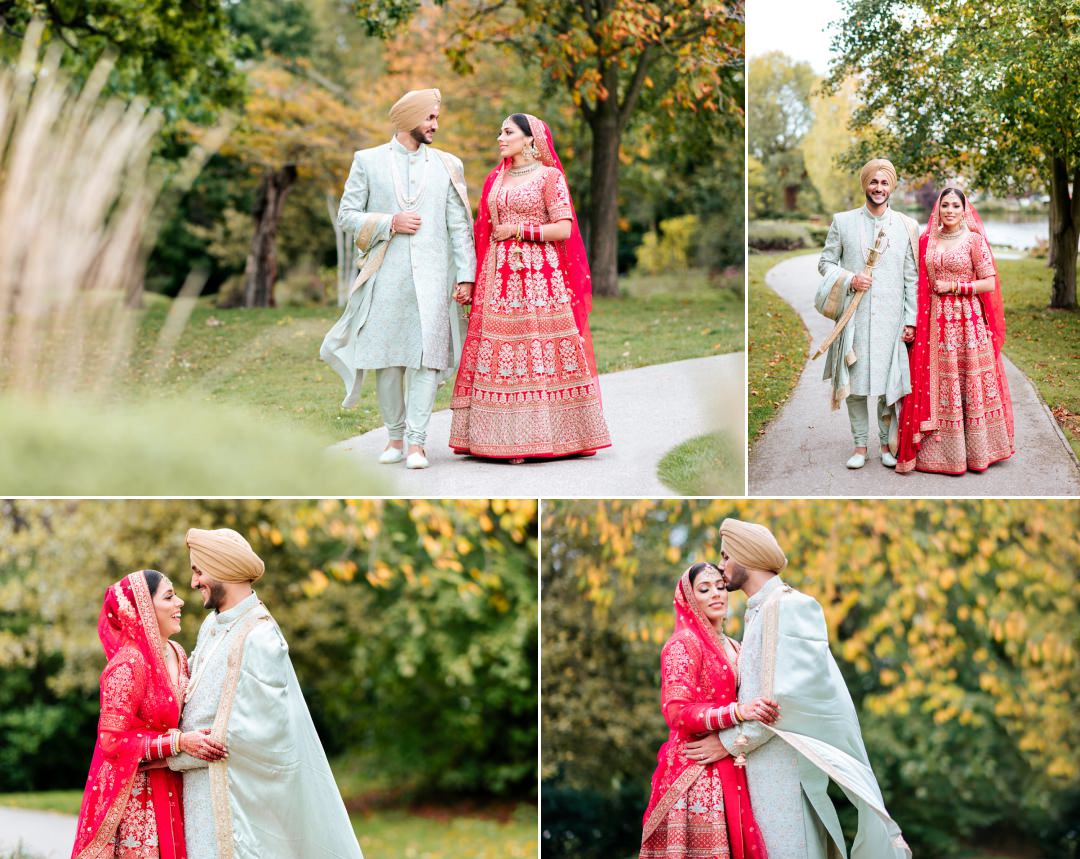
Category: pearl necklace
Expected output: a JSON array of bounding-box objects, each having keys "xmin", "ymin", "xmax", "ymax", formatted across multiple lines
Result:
[
  {"xmin": 508, "ymin": 161, "xmax": 541, "ymax": 177},
  {"xmin": 390, "ymin": 143, "xmax": 429, "ymax": 212}
]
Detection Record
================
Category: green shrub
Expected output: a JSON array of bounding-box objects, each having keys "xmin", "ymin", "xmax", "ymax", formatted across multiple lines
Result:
[
  {"xmin": 634, "ymin": 215, "xmax": 700, "ymax": 275},
  {"xmin": 748, "ymin": 220, "xmax": 814, "ymax": 251}
]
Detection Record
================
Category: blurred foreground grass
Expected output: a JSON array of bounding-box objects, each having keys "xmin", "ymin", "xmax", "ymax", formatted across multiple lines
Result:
[
  {"xmin": 0, "ymin": 395, "xmax": 385, "ymax": 495},
  {"xmin": 0, "ymin": 792, "xmax": 536, "ymax": 859}
]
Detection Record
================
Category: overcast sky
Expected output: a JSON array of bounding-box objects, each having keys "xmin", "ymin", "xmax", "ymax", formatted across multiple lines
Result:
[{"xmin": 747, "ymin": 0, "xmax": 844, "ymax": 74}]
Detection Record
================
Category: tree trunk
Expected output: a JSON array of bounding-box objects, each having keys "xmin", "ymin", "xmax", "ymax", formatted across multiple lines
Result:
[
  {"xmin": 242, "ymin": 165, "xmax": 298, "ymax": 308},
  {"xmin": 1048, "ymin": 156, "xmax": 1078, "ymax": 309},
  {"xmin": 587, "ymin": 102, "xmax": 622, "ymax": 298}
]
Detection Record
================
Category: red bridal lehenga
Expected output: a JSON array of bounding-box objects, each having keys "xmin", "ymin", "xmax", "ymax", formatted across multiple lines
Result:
[
  {"xmin": 449, "ymin": 114, "xmax": 611, "ymax": 459},
  {"xmin": 71, "ymin": 573, "xmax": 189, "ymax": 859},
  {"xmin": 897, "ymin": 198, "xmax": 1014, "ymax": 474},
  {"xmin": 640, "ymin": 570, "xmax": 768, "ymax": 859}
]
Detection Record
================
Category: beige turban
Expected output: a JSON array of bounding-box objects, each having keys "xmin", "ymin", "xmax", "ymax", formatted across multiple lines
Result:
[
  {"xmin": 186, "ymin": 528, "xmax": 265, "ymax": 583},
  {"xmin": 860, "ymin": 158, "xmax": 898, "ymax": 191},
  {"xmin": 720, "ymin": 518, "xmax": 787, "ymax": 573},
  {"xmin": 389, "ymin": 88, "xmax": 441, "ymax": 132}
]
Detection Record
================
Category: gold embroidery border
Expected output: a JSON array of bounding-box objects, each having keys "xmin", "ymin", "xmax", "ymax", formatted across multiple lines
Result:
[
  {"xmin": 73, "ymin": 769, "xmax": 139, "ymax": 859},
  {"xmin": 641, "ymin": 762, "xmax": 706, "ymax": 845},
  {"xmin": 209, "ymin": 607, "xmax": 271, "ymax": 859}
]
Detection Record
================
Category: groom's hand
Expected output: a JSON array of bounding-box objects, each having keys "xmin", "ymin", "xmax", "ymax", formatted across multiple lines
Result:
[
  {"xmin": 684, "ymin": 734, "xmax": 729, "ymax": 765},
  {"xmin": 392, "ymin": 212, "xmax": 422, "ymax": 235},
  {"xmin": 851, "ymin": 273, "xmax": 873, "ymax": 292},
  {"xmin": 453, "ymin": 282, "xmax": 474, "ymax": 304},
  {"xmin": 902, "ymin": 325, "xmax": 916, "ymax": 343}
]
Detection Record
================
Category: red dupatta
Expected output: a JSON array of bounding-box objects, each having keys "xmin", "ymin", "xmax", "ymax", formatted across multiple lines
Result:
[
  {"xmin": 456, "ymin": 114, "xmax": 600, "ymax": 396},
  {"xmin": 897, "ymin": 195, "xmax": 1012, "ymax": 471},
  {"xmin": 641, "ymin": 568, "xmax": 768, "ymax": 859},
  {"xmin": 72, "ymin": 573, "xmax": 188, "ymax": 859}
]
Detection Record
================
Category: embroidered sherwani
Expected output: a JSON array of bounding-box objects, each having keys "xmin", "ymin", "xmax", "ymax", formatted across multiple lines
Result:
[
  {"xmin": 818, "ymin": 206, "xmax": 918, "ymax": 406},
  {"xmin": 169, "ymin": 593, "xmax": 363, "ymax": 859},
  {"xmin": 321, "ymin": 139, "xmax": 476, "ymax": 406},
  {"xmin": 719, "ymin": 578, "xmax": 827, "ymax": 859},
  {"xmin": 719, "ymin": 578, "xmax": 911, "ymax": 859}
]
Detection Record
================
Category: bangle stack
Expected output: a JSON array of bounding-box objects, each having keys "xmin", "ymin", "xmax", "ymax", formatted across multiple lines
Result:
[
  {"xmin": 951, "ymin": 281, "xmax": 975, "ymax": 297},
  {"xmin": 516, "ymin": 223, "xmax": 545, "ymax": 242},
  {"xmin": 702, "ymin": 702, "xmax": 746, "ymax": 731},
  {"xmin": 143, "ymin": 732, "xmax": 176, "ymax": 761}
]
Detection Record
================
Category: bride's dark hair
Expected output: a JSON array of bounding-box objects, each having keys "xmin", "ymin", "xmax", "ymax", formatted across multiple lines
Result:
[
  {"xmin": 688, "ymin": 562, "xmax": 722, "ymax": 585},
  {"xmin": 509, "ymin": 113, "xmax": 533, "ymax": 138},
  {"xmin": 142, "ymin": 569, "xmax": 165, "ymax": 597},
  {"xmin": 938, "ymin": 187, "xmax": 967, "ymax": 209}
]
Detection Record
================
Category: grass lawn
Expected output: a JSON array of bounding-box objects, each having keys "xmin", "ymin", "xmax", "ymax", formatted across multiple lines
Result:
[
  {"xmin": 998, "ymin": 257, "xmax": 1080, "ymax": 460},
  {"xmin": 747, "ymin": 250, "xmax": 812, "ymax": 448},
  {"xmin": 0, "ymin": 792, "xmax": 535, "ymax": 859},
  {"xmin": 657, "ymin": 431, "xmax": 744, "ymax": 495},
  {"xmin": 127, "ymin": 269, "xmax": 743, "ymax": 444}
]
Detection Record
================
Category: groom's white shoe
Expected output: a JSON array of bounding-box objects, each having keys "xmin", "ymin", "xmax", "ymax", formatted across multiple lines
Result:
[
  {"xmin": 846, "ymin": 452, "xmax": 867, "ymax": 469},
  {"xmin": 405, "ymin": 451, "xmax": 429, "ymax": 469},
  {"xmin": 880, "ymin": 450, "xmax": 897, "ymax": 468},
  {"xmin": 378, "ymin": 445, "xmax": 404, "ymax": 464}
]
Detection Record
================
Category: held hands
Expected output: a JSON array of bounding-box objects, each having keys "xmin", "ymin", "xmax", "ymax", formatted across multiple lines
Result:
[
  {"xmin": 453, "ymin": 282, "xmax": 474, "ymax": 305},
  {"xmin": 902, "ymin": 325, "xmax": 916, "ymax": 343},
  {"xmin": 391, "ymin": 212, "xmax": 422, "ymax": 235},
  {"xmin": 933, "ymin": 280, "xmax": 955, "ymax": 295},
  {"xmin": 850, "ymin": 273, "xmax": 873, "ymax": 292},
  {"xmin": 181, "ymin": 728, "xmax": 228, "ymax": 762}
]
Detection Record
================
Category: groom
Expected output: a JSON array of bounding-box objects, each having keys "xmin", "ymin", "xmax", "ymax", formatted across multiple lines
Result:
[
  {"xmin": 686, "ymin": 518, "xmax": 910, "ymax": 859},
  {"xmin": 168, "ymin": 528, "xmax": 363, "ymax": 858},
  {"xmin": 320, "ymin": 87, "xmax": 476, "ymax": 470},
  {"xmin": 817, "ymin": 158, "xmax": 918, "ymax": 469}
]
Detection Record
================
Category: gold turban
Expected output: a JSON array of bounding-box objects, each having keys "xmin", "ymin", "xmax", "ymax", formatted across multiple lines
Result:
[
  {"xmin": 389, "ymin": 88, "xmax": 441, "ymax": 132},
  {"xmin": 186, "ymin": 528, "xmax": 265, "ymax": 583},
  {"xmin": 720, "ymin": 518, "xmax": 787, "ymax": 573},
  {"xmin": 860, "ymin": 158, "xmax": 898, "ymax": 191}
]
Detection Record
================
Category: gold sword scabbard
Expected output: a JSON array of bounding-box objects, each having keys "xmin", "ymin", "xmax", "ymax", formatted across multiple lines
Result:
[{"xmin": 812, "ymin": 228, "xmax": 889, "ymax": 360}]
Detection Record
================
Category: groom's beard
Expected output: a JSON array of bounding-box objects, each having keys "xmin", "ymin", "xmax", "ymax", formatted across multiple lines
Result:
[
  {"xmin": 410, "ymin": 126, "xmax": 434, "ymax": 145},
  {"xmin": 203, "ymin": 582, "xmax": 227, "ymax": 611},
  {"xmin": 865, "ymin": 189, "xmax": 891, "ymax": 207}
]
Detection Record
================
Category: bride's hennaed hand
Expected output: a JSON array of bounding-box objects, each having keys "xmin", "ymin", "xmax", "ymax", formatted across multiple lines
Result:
[
  {"xmin": 742, "ymin": 697, "xmax": 780, "ymax": 724},
  {"xmin": 181, "ymin": 729, "xmax": 228, "ymax": 762}
]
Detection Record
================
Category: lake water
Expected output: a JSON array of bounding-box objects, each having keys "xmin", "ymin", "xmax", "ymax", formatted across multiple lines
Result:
[{"xmin": 913, "ymin": 214, "xmax": 1049, "ymax": 251}]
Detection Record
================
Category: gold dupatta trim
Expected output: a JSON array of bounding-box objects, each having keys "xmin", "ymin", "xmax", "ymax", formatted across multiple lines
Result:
[
  {"xmin": 209, "ymin": 605, "xmax": 272, "ymax": 859},
  {"xmin": 923, "ymin": 229, "xmax": 942, "ymax": 433},
  {"xmin": 73, "ymin": 770, "xmax": 141, "ymax": 859},
  {"xmin": 641, "ymin": 762, "xmax": 707, "ymax": 845}
]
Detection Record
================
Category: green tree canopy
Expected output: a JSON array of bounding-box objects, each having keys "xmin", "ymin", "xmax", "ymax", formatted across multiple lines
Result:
[{"xmin": 827, "ymin": 0, "xmax": 1080, "ymax": 309}]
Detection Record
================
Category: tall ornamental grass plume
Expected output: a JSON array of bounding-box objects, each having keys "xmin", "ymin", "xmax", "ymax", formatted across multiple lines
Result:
[{"xmin": 0, "ymin": 23, "xmax": 382, "ymax": 494}]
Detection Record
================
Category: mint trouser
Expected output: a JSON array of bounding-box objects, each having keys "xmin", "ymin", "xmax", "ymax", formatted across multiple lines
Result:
[
  {"xmin": 375, "ymin": 366, "xmax": 439, "ymax": 447},
  {"xmin": 846, "ymin": 395, "xmax": 892, "ymax": 448}
]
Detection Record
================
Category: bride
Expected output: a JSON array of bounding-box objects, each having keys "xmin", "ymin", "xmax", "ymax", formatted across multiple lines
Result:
[
  {"xmin": 896, "ymin": 187, "xmax": 1014, "ymax": 474},
  {"xmin": 449, "ymin": 113, "xmax": 611, "ymax": 462},
  {"xmin": 71, "ymin": 571, "xmax": 226, "ymax": 859}
]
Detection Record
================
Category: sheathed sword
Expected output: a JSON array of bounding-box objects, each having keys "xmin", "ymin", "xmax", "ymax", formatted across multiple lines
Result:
[{"xmin": 812, "ymin": 227, "xmax": 890, "ymax": 360}]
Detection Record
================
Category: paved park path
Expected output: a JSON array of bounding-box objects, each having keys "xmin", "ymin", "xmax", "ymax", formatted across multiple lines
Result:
[
  {"xmin": 333, "ymin": 353, "xmax": 745, "ymax": 496},
  {"xmin": 749, "ymin": 253, "xmax": 1080, "ymax": 496},
  {"xmin": 0, "ymin": 807, "xmax": 76, "ymax": 859}
]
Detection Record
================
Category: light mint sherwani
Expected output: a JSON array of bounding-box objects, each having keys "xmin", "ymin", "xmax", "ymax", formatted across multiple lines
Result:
[
  {"xmin": 817, "ymin": 205, "xmax": 918, "ymax": 407},
  {"xmin": 170, "ymin": 593, "xmax": 363, "ymax": 859},
  {"xmin": 719, "ymin": 578, "xmax": 911, "ymax": 859},
  {"xmin": 320, "ymin": 138, "xmax": 475, "ymax": 407}
]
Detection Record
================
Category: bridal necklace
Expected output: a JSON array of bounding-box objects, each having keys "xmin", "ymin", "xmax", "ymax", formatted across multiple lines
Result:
[
  {"xmin": 508, "ymin": 161, "xmax": 541, "ymax": 177},
  {"xmin": 390, "ymin": 142, "xmax": 429, "ymax": 212}
]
